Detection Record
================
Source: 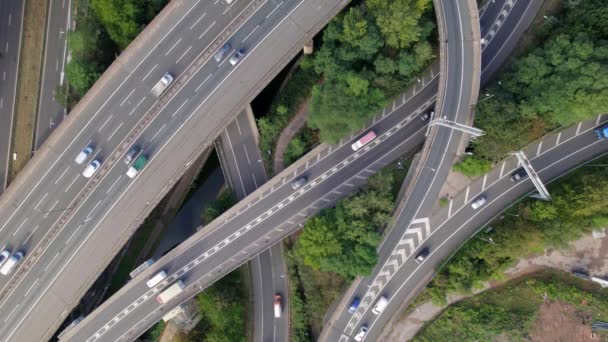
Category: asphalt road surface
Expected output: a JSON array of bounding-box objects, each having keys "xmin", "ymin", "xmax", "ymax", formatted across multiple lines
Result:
[
  {"xmin": 0, "ymin": 0, "xmax": 25, "ymax": 193},
  {"xmin": 320, "ymin": 0, "xmax": 545, "ymax": 340},
  {"xmin": 0, "ymin": 0, "xmax": 350, "ymax": 340},
  {"xmin": 60, "ymin": 59, "xmax": 441, "ymax": 342},
  {"xmin": 216, "ymin": 107, "xmax": 289, "ymax": 342},
  {"xmin": 341, "ymin": 114, "xmax": 608, "ymax": 342},
  {"xmin": 319, "ymin": 0, "xmax": 481, "ymax": 340},
  {"xmin": 34, "ymin": 0, "xmax": 71, "ymax": 150}
]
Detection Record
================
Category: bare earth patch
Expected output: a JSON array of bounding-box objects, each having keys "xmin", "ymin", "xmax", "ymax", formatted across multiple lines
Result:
[{"xmin": 529, "ymin": 301, "xmax": 598, "ymax": 342}]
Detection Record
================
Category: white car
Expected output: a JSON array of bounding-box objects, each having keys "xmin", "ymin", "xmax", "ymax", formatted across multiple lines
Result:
[
  {"xmin": 75, "ymin": 145, "xmax": 94, "ymax": 164},
  {"xmin": 229, "ymin": 48, "xmax": 246, "ymax": 66},
  {"xmin": 0, "ymin": 250, "xmax": 10, "ymax": 268},
  {"xmin": 0, "ymin": 251, "xmax": 24, "ymax": 275},
  {"xmin": 82, "ymin": 159, "xmax": 101, "ymax": 178},
  {"xmin": 471, "ymin": 195, "xmax": 487, "ymax": 210},
  {"xmin": 354, "ymin": 326, "xmax": 368, "ymax": 341}
]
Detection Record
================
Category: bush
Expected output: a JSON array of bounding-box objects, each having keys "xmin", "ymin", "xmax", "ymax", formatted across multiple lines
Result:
[
  {"xmin": 283, "ymin": 137, "xmax": 306, "ymax": 167},
  {"xmin": 452, "ymin": 156, "xmax": 492, "ymax": 178},
  {"xmin": 202, "ymin": 190, "xmax": 236, "ymax": 224}
]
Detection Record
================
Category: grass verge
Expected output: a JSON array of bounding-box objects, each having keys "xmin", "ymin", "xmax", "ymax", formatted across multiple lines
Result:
[
  {"xmin": 9, "ymin": 0, "xmax": 48, "ymax": 181},
  {"xmin": 414, "ymin": 269, "xmax": 608, "ymax": 341}
]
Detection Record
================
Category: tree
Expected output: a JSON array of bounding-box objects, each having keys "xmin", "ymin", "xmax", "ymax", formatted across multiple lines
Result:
[
  {"xmin": 91, "ymin": 0, "xmax": 146, "ymax": 49},
  {"xmin": 367, "ymin": 0, "xmax": 434, "ymax": 49},
  {"xmin": 65, "ymin": 60, "xmax": 101, "ymax": 96},
  {"xmin": 452, "ymin": 156, "xmax": 492, "ymax": 178},
  {"xmin": 308, "ymin": 80, "xmax": 385, "ymax": 143}
]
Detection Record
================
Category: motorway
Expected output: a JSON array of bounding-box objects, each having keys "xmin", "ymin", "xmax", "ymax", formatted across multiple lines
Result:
[
  {"xmin": 0, "ymin": 0, "xmax": 351, "ymax": 340},
  {"xmin": 319, "ymin": 0, "xmax": 481, "ymax": 340},
  {"xmin": 371, "ymin": 115, "xmax": 608, "ymax": 341},
  {"xmin": 34, "ymin": 0, "xmax": 71, "ymax": 149},
  {"xmin": 0, "ymin": 0, "xmax": 25, "ymax": 192},
  {"xmin": 60, "ymin": 56, "xmax": 441, "ymax": 341},
  {"xmin": 320, "ymin": 0, "xmax": 543, "ymax": 340},
  {"xmin": 216, "ymin": 107, "xmax": 289, "ymax": 342}
]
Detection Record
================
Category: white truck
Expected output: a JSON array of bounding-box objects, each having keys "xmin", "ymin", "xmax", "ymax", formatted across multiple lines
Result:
[
  {"xmin": 156, "ymin": 280, "xmax": 185, "ymax": 304},
  {"xmin": 273, "ymin": 295, "xmax": 282, "ymax": 318},
  {"xmin": 151, "ymin": 73, "xmax": 174, "ymax": 97}
]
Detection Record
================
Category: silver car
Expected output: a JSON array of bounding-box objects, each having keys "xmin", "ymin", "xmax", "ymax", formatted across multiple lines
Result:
[
  {"xmin": 229, "ymin": 48, "xmax": 246, "ymax": 66},
  {"xmin": 471, "ymin": 195, "xmax": 487, "ymax": 210},
  {"xmin": 354, "ymin": 326, "xmax": 368, "ymax": 342},
  {"xmin": 291, "ymin": 176, "xmax": 308, "ymax": 190}
]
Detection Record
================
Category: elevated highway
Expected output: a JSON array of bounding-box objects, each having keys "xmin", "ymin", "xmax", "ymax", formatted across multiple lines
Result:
[{"xmin": 0, "ymin": 0, "xmax": 350, "ymax": 340}]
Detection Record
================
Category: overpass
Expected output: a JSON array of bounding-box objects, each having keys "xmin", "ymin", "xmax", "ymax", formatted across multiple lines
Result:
[
  {"xmin": 0, "ymin": 0, "xmax": 350, "ymax": 340},
  {"xmin": 320, "ymin": 0, "xmax": 547, "ymax": 340}
]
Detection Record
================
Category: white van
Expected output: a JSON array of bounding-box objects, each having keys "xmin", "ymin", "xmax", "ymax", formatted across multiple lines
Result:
[
  {"xmin": 371, "ymin": 295, "xmax": 388, "ymax": 315},
  {"xmin": 0, "ymin": 251, "xmax": 24, "ymax": 275},
  {"xmin": 146, "ymin": 270, "xmax": 167, "ymax": 288}
]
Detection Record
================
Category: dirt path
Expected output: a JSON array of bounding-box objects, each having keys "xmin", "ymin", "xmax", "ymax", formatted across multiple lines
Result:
[
  {"xmin": 380, "ymin": 230, "xmax": 608, "ymax": 341},
  {"xmin": 272, "ymin": 100, "xmax": 310, "ymax": 173}
]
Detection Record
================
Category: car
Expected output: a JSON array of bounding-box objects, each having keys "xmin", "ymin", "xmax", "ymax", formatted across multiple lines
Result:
[
  {"xmin": 595, "ymin": 123, "xmax": 608, "ymax": 139},
  {"xmin": 146, "ymin": 270, "xmax": 167, "ymax": 288},
  {"xmin": 160, "ymin": 72, "xmax": 174, "ymax": 86},
  {"xmin": 124, "ymin": 145, "xmax": 141, "ymax": 165},
  {"xmin": 421, "ymin": 111, "xmax": 433, "ymax": 121},
  {"xmin": 510, "ymin": 168, "xmax": 527, "ymax": 182},
  {"xmin": 0, "ymin": 251, "xmax": 24, "ymax": 275},
  {"xmin": 415, "ymin": 247, "xmax": 429, "ymax": 263},
  {"xmin": 348, "ymin": 297, "xmax": 360, "ymax": 314},
  {"xmin": 354, "ymin": 326, "xmax": 368, "ymax": 342},
  {"xmin": 372, "ymin": 295, "xmax": 388, "ymax": 315},
  {"xmin": 471, "ymin": 195, "xmax": 487, "ymax": 210},
  {"xmin": 214, "ymin": 43, "xmax": 231, "ymax": 62},
  {"xmin": 229, "ymin": 48, "xmax": 246, "ymax": 66},
  {"xmin": 291, "ymin": 176, "xmax": 308, "ymax": 190},
  {"xmin": 0, "ymin": 250, "xmax": 10, "ymax": 268},
  {"xmin": 75, "ymin": 145, "xmax": 94, "ymax": 164},
  {"xmin": 351, "ymin": 131, "xmax": 377, "ymax": 151},
  {"xmin": 82, "ymin": 159, "xmax": 101, "ymax": 178}
]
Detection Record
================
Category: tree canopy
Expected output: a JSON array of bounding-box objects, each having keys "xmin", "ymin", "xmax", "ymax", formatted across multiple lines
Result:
[
  {"xmin": 308, "ymin": 1, "xmax": 435, "ymax": 143},
  {"xmin": 296, "ymin": 170, "xmax": 397, "ymax": 278}
]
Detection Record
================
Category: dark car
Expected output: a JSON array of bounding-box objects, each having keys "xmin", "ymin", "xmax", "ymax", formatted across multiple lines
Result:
[
  {"xmin": 415, "ymin": 247, "xmax": 430, "ymax": 263},
  {"xmin": 510, "ymin": 168, "xmax": 527, "ymax": 182},
  {"xmin": 348, "ymin": 297, "xmax": 361, "ymax": 314},
  {"xmin": 214, "ymin": 43, "xmax": 231, "ymax": 62}
]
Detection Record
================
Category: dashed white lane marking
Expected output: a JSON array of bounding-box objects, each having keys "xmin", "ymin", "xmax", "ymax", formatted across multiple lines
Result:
[
  {"xmin": 119, "ymin": 88, "xmax": 136, "ymax": 107},
  {"xmin": 266, "ymin": 1, "xmax": 283, "ymax": 19},
  {"xmin": 242, "ymin": 24, "xmax": 259, "ymax": 43},
  {"xmin": 464, "ymin": 186, "xmax": 470, "ymax": 203},
  {"xmin": 176, "ymin": 45, "xmax": 193, "ymax": 64},
  {"xmin": 198, "ymin": 21, "xmax": 216, "ymax": 40},
  {"xmin": 142, "ymin": 64, "xmax": 157, "ymax": 81},
  {"xmin": 164, "ymin": 38, "xmax": 182, "ymax": 56}
]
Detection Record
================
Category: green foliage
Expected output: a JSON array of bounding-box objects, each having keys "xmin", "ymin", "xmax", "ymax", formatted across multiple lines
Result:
[
  {"xmin": 438, "ymin": 197, "xmax": 448, "ymax": 208},
  {"xmin": 415, "ymin": 270, "xmax": 608, "ymax": 341},
  {"xmin": 366, "ymin": 0, "xmax": 434, "ymax": 49},
  {"xmin": 309, "ymin": 80, "xmax": 385, "ymax": 143},
  {"xmin": 64, "ymin": 0, "xmax": 166, "ymax": 106},
  {"xmin": 285, "ymin": 251, "xmax": 312, "ymax": 342},
  {"xmin": 284, "ymin": 137, "xmax": 306, "ymax": 167},
  {"xmin": 66, "ymin": 60, "xmax": 102, "ymax": 97},
  {"xmin": 144, "ymin": 321, "xmax": 165, "ymax": 342},
  {"xmin": 192, "ymin": 271, "xmax": 246, "ymax": 342},
  {"xmin": 202, "ymin": 190, "xmax": 236, "ymax": 224},
  {"xmin": 309, "ymin": 1, "xmax": 435, "ymax": 143},
  {"xmin": 90, "ymin": 0, "xmax": 164, "ymax": 50},
  {"xmin": 470, "ymin": 0, "xmax": 608, "ymax": 162},
  {"xmin": 257, "ymin": 63, "xmax": 319, "ymax": 169},
  {"xmin": 452, "ymin": 156, "xmax": 492, "ymax": 178},
  {"xmin": 296, "ymin": 170, "xmax": 397, "ymax": 278},
  {"xmin": 430, "ymin": 156, "xmax": 608, "ymax": 300}
]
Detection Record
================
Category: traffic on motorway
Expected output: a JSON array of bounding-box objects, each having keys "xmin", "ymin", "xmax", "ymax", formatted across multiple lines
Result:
[{"xmin": 0, "ymin": 0, "xmax": 331, "ymax": 339}]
